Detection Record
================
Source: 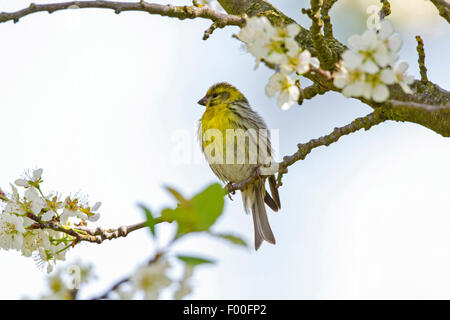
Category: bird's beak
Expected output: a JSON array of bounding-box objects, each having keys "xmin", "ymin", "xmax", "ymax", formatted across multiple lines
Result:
[{"xmin": 198, "ymin": 96, "xmax": 208, "ymax": 106}]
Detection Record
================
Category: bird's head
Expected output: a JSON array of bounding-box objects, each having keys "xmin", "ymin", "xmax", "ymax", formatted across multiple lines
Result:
[{"xmin": 198, "ymin": 82, "xmax": 248, "ymax": 108}]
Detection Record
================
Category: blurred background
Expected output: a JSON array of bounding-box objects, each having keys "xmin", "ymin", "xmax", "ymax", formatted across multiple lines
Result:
[{"xmin": 0, "ymin": 0, "xmax": 449, "ymax": 299}]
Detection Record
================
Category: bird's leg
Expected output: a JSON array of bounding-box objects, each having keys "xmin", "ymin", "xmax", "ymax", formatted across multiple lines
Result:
[
  {"xmin": 226, "ymin": 182, "xmax": 235, "ymax": 200},
  {"xmin": 252, "ymin": 167, "xmax": 263, "ymax": 181}
]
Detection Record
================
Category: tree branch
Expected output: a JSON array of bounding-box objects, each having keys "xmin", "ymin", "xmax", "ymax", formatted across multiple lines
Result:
[
  {"xmin": 415, "ymin": 35, "xmax": 429, "ymax": 83},
  {"xmin": 226, "ymin": 110, "xmax": 387, "ymax": 193},
  {"xmin": 92, "ymin": 251, "xmax": 163, "ymax": 300},
  {"xmin": 25, "ymin": 211, "xmax": 169, "ymax": 244},
  {"xmin": 0, "ymin": 1, "xmax": 246, "ymax": 33},
  {"xmin": 219, "ymin": 0, "xmax": 450, "ymax": 137},
  {"xmin": 429, "ymin": 0, "xmax": 450, "ymax": 23}
]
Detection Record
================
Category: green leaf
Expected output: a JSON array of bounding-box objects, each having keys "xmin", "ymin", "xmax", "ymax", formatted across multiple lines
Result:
[
  {"xmin": 189, "ymin": 183, "xmax": 225, "ymax": 231},
  {"xmin": 177, "ymin": 255, "xmax": 215, "ymax": 266},
  {"xmin": 162, "ymin": 183, "xmax": 225, "ymax": 236},
  {"xmin": 212, "ymin": 233, "xmax": 248, "ymax": 248},
  {"xmin": 139, "ymin": 203, "xmax": 156, "ymax": 238},
  {"xmin": 165, "ymin": 186, "xmax": 189, "ymax": 205}
]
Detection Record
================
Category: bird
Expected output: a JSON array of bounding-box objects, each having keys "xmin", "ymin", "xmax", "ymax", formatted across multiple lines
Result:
[{"xmin": 197, "ymin": 82, "xmax": 281, "ymax": 250}]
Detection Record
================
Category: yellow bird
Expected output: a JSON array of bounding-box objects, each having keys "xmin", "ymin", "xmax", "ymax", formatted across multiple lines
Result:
[{"xmin": 197, "ymin": 82, "xmax": 280, "ymax": 250}]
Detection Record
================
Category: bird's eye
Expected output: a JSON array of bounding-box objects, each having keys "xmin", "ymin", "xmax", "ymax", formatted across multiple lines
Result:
[{"xmin": 212, "ymin": 93, "xmax": 218, "ymax": 98}]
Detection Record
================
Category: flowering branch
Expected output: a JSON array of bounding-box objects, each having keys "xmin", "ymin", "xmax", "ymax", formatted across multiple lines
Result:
[
  {"xmin": 223, "ymin": 0, "xmax": 450, "ymax": 137},
  {"xmin": 302, "ymin": 1, "xmax": 334, "ymax": 69},
  {"xmin": 0, "ymin": 1, "xmax": 246, "ymax": 38}
]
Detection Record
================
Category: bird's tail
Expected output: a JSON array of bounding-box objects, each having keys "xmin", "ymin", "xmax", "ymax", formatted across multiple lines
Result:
[{"xmin": 245, "ymin": 180, "xmax": 276, "ymax": 250}]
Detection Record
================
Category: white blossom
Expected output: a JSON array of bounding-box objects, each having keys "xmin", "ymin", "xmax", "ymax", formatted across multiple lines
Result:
[
  {"xmin": 60, "ymin": 196, "xmax": 88, "ymax": 224},
  {"xmin": 130, "ymin": 258, "xmax": 172, "ymax": 300},
  {"xmin": 1, "ymin": 168, "xmax": 102, "ymax": 272},
  {"xmin": 24, "ymin": 188, "xmax": 46, "ymax": 216},
  {"xmin": 239, "ymin": 17, "xmax": 301, "ymax": 67},
  {"xmin": 393, "ymin": 61, "xmax": 415, "ymax": 94},
  {"xmin": 265, "ymin": 72, "xmax": 300, "ymax": 110},
  {"xmin": 22, "ymin": 229, "xmax": 50, "ymax": 257},
  {"xmin": 333, "ymin": 19, "xmax": 413, "ymax": 102},
  {"xmin": 282, "ymin": 49, "xmax": 320, "ymax": 75},
  {"xmin": 174, "ymin": 265, "xmax": 194, "ymax": 300},
  {"xmin": 0, "ymin": 213, "xmax": 26, "ymax": 251},
  {"xmin": 15, "ymin": 168, "xmax": 43, "ymax": 188},
  {"xmin": 239, "ymin": 17, "xmax": 320, "ymax": 110},
  {"xmin": 38, "ymin": 242, "xmax": 68, "ymax": 273}
]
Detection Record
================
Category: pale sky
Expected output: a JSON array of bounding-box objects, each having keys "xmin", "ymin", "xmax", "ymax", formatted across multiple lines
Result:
[{"xmin": 0, "ymin": 0, "xmax": 449, "ymax": 299}]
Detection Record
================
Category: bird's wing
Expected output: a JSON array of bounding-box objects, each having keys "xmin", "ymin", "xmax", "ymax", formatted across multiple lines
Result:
[{"xmin": 228, "ymin": 101, "xmax": 273, "ymax": 167}]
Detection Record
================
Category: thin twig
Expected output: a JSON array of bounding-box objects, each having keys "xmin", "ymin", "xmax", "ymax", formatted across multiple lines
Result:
[
  {"xmin": 0, "ymin": 1, "xmax": 246, "ymax": 30},
  {"xmin": 92, "ymin": 251, "xmax": 163, "ymax": 299},
  {"xmin": 226, "ymin": 110, "xmax": 387, "ymax": 193},
  {"xmin": 429, "ymin": 0, "xmax": 450, "ymax": 23},
  {"xmin": 303, "ymin": 0, "xmax": 334, "ymax": 69},
  {"xmin": 379, "ymin": 0, "xmax": 391, "ymax": 20},
  {"xmin": 415, "ymin": 35, "xmax": 429, "ymax": 83},
  {"xmin": 321, "ymin": 0, "xmax": 337, "ymax": 38}
]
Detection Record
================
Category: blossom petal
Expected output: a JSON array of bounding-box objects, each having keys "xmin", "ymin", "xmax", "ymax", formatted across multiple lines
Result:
[
  {"xmin": 380, "ymin": 69, "xmax": 396, "ymax": 84},
  {"xmin": 378, "ymin": 20, "xmax": 394, "ymax": 40},
  {"xmin": 372, "ymin": 84, "xmax": 389, "ymax": 102},
  {"xmin": 388, "ymin": 34, "xmax": 402, "ymax": 52}
]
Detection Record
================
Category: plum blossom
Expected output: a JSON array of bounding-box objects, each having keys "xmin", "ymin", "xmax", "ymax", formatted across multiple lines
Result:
[
  {"xmin": 239, "ymin": 17, "xmax": 300, "ymax": 68},
  {"xmin": 174, "ymin": 265, "xmax": 194, "ymax": 300},
  {"xmin": 333, "ymin": 19, "xmax": 414, "ymax": 102},
  {"xmin": 15, "ymin": 168, "xmax": 43, "ymax": 189},
  {"xmin": 393, "ymin": 61, "xmax": 415, "ymax": 94},
  {"xmin": 282, "ymin": 49, "xmax": 320, "ymax": 75},
  {"xmin": 130, "ymin": 258, "xmax": 172, "ymax": 299},
  {"xmin": 265, "ymin": 72, "xmax": 300, "ymax": 110},
  {"xmin": 0, "ymin": 168, "xmax": 101, "ymax": 272},
  {"xmin": 0, "ymin": 212, "xmax": 26, "ymax": 251},
  {"xmin": 239, "ymin": 17, "xmax": 321, "ymax": 110}
]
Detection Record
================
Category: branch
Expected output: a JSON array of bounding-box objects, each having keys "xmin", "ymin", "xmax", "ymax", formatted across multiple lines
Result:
[
  {"xmin": 92, "ymin": 251, "xmax": 163, "ymax": 300},
  {"xmin": 302, "ymin": 0, "xmax": 334, "ymax": 69},
  {"xmin": 25, "ymin": 211, "xmax": 168, "ymax": 244},
  {"xmin": 226, "ymin": 110, "xmax": 387, "ymax": 193},
  {"xmin": 379, "ymin": 0, "xmax": 391, "ymax": 20},
  {"xmin": 218, "ymin": 0, "xmax": 450, "ymax": 137},
  {"xmin": 415, "ymin": 35, "xmax": 429, "ymax": 83},
  {"xmin": 321, "ymin": 0, "xmax": 337, "ymax": 38},
  {"xmin": 429, "ymin": 0, "xmax": 450, "ymax": 23},
  {"xmin": 0, "ymin": 1, "xmax": 246, "ymax": 33}
]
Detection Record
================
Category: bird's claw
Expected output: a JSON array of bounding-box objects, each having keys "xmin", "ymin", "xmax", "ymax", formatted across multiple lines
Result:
[
  {"xmin": 252, "ymin": 167, "xmax": 263, "ymax": 180},
  {"xmin": 226, "ymin": 182, "xmax": 235, "ymax": 200}
]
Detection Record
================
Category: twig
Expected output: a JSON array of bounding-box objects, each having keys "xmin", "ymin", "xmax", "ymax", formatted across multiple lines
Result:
[
  {"xmin": 321, "ymin": 0, "xmax": 337, "ymax": 38},
  {"xmin": 429, "ymin": 0, "xmax": 450, "ymax": 23},
  {"xmin": 297, "ymin": 82, "xmax": 328, "ymax": 105},
  {"xmin": 379, "ymin": 0, "xmax": 391, "ymax": 20},
  {"xmin": 303, "ymin": 0, "xmax": 334, "ymax": 69},
  {"xmin": 389, "ymin": 99, "xmax": 449, "ymax": 112},
  {"xmin": 276, "ymin": 110, "xmax": 386, "ymax": 186},
  {"xmin": 92, "ymin": 251, "xmax": 163, "ymax": 299},
  {"xmin": 25, "ymin": 211, "xmax": 169, "ymax": 244},
  {"xmin": 0, "ymin": 1, "xmax": 246, "ymax": 31},
  {"xmin": 226, "ymin": 110, "xmax": 387, "ymax": 193},
  {"xmin": 415, "ymin": 35, "xmax": 429, "ymax": 83}
]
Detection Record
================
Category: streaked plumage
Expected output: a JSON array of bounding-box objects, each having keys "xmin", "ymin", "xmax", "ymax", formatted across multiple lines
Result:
[{"xmin": 197, "ymin": 82, "xmax": 280, "ymax": 250}]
